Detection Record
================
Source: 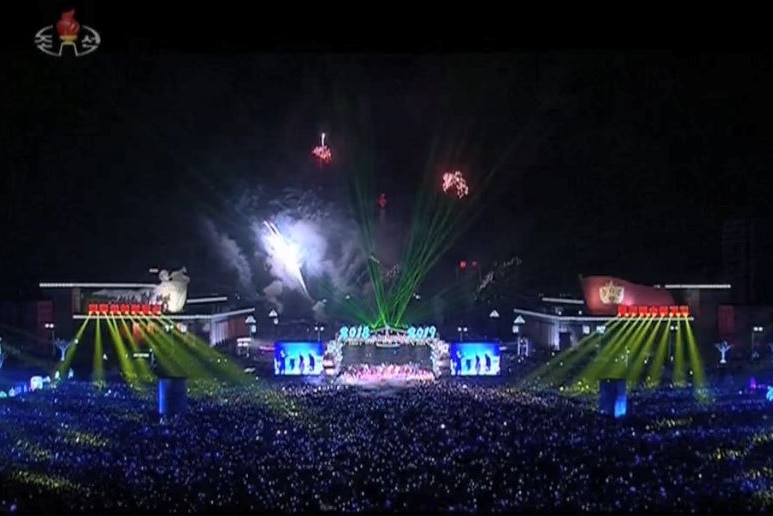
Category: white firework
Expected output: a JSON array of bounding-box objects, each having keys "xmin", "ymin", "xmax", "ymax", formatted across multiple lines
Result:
[
  {"xmin": 207, "ymin": 186, "xmax": 369, "ymax": 318},
  {"xmin": 262, "ymin": 220, "xmax": 310, "ymax": 299}
]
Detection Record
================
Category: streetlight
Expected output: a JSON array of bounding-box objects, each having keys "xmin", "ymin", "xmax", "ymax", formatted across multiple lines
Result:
[
  {"xmin": 595, "ymin": 325, "xmax": 606, "ymax": 352},
  {"xmin": 752, "ymin": 326, "xmax": 764, "ymax": 359},
  {"xmin": 314, "ymin": 325, "xmax": 325, "ymax": 341},
  {"xmin": 457, "ymin": 326, "xmax": 468, "ymax": 341},
  {"xmin": 668, "ymin": 324, "xmax": 678, "ymax": 363},
  {"xmin": 488, "ymin": 310, "xmax": 500, "ymax": 339},
  {"xmin": 268, "ymin": 309, "xmax": 279, "ymax": 328},
  {"xmin": 245, "ymin": 315, "xmax": 257, "ymax": 338},
  {"xmin": 513, "ymin": 315, "xmax": 525, "ymax": 335},
  {"xmin": 44, "ymin": 322, "xmax": 55, "ymax": 358}
]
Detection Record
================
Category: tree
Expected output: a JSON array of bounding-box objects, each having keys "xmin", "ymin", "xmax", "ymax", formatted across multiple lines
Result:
[
  {"xmin": 715, "ymin": 341, "xmax": 732, "ymax": 365},
  {"xmin": 54, "ymin": 339, "xmax": 73, "ymax": 362}
]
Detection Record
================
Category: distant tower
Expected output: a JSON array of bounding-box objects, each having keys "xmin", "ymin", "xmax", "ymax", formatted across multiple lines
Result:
[{"xmin": 374, "ymin": 193, "xmax": 399, "ymax": 272}]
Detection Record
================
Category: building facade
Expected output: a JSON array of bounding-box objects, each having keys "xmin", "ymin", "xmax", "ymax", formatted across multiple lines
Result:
[
  {"xmin": 39, "ymin": 268, "xmax": 255, "ymax": 349},
  {"xmin": 511, "ymin": 277, "xmax": 735, "ymax": 355}
]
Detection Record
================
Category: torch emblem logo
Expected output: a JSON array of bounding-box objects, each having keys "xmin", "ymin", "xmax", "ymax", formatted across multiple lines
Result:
[{"xmin": 35, "ymin": 10, "xmax": 101, "ymax": 57}]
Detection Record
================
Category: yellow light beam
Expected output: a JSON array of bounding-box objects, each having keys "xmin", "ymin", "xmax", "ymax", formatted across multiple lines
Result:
[
  {"xmin": 56, "ymin": 318, "xmax": 90, "ymax": 378},
  {"xmin": 116, "ymin": 319, "xmax": 154, "ymax": 381},
  {"xmin": 685, "ymin": 321, "xmax": 709, "ymax": 398},
  {"xmin": 131, "ymin": 318, "xmax": 185, "ymax": 377},
  {"xmin": 609, "ymin": 318, "xmax": 651, "ymax": 380},
  {"xmin": 525, "ymin": 319, "xmax": 623, "ymax": 387},
  {"xmin": 673, "ymin": 321, "xmax": 687, "ymax": 387},
  {"xmin": 92, "ymin": 318, "xmax": 105, "ymax": 388},
  {"xmin": 627, "ymin": 318, "xmax": 665, "ymax": 388},
  {"xmin": 577, "ymin": 318, "xmax": 640, "ymax": 384},
  {"xmin": 646, "ymin": 319, "xmax": 672, "ymax": 388},
  {"xmin": 106, "ymin": 318, "xmax": 147, "ymax": 388}
]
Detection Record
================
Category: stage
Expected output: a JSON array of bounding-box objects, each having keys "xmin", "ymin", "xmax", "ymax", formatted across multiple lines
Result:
[{"xmin": 335, "ymin": 363, "xmax": 436, "ymax": 388}]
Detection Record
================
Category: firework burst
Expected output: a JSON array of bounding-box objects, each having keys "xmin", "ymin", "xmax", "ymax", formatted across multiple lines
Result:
[
  {"xmin": 312, "ymin": 132, "xmax": 332, "ymax": 165},
  {"xmin": 262, "ymin": 220, "xmax": 310, "ymax": 298},
  {"xmin": 441, "ymin": 170, "xmax": 469, "ymax": 199}
]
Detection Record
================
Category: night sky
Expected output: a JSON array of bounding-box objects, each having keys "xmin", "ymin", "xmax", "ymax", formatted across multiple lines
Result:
[{"xmin": 2, "ymin": 4, "xmax": 772, "ymax": 300}]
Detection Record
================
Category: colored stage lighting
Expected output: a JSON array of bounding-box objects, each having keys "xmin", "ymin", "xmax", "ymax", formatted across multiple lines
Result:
[
  {"xmin": 87, "ymin": 303, "xmax": 163, "ymax": 316},
  {"xmin": 617, "ymin": 304, "xmax": 690, "ymax": 318}
]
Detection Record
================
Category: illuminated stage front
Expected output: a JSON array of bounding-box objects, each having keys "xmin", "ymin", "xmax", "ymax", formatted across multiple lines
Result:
[
  {"xmin": 336, "ymin": 326, "xmax": 440, "ymax": 346},
  {"xmin": 326, "ymin": 326, "xmax": 450, "ymax": 385},
  {"xmin": 336, "ymin": 364, "xmax": 436, "ymax": 388}
]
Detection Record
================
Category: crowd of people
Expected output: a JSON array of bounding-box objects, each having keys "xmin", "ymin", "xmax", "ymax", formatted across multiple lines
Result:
[
  {"xmin": 1, "ymin": 378, "xmax": 773, "ymax": 513},
  {"xmin": 336, "ymin": 363, "xmax": 435, "ymax": 387}
]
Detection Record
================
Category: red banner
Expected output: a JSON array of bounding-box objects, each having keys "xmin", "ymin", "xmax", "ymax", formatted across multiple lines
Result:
[{"xmin": 580, "ymin": 276, "xmax": 675, "ymax": 316}]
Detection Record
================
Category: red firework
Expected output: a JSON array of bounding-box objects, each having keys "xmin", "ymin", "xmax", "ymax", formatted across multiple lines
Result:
[
  {"xmin": 441, "ymin": 170, "xmax": 469, "ymax": 199},
  {"xmin": 312, "ymin": 132, "xmax": 332, "ymax": 165},
  {"xmin": 377, "ymin": 193, "xmax": 387, "ymax": 209}
]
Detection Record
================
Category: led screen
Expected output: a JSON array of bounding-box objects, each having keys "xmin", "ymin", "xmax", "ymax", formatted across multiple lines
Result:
[
  {"xmin": 449, "ymin": 342, "xmax": 501, "ymax": 376},
  {"xmin": 274, "ymin": 341, "xmax": 325, "ymax": 376}
]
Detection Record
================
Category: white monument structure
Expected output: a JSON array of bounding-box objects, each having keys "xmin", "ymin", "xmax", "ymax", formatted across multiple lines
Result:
[
  {"xmin": 91, "ymin": 267, "xmax": 190, "ymax": 313},
  {"xmin": 715, "ymin": 341, "xmax": 732, "ymax": 365}
]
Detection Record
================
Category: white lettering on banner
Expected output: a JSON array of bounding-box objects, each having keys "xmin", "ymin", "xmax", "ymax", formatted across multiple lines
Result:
[{"xmin": 337, "ymin": 325, "xmax": 438, "ymax": 342}]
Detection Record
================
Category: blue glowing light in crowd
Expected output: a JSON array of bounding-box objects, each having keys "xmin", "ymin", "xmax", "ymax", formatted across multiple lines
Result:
[
  {"xmin": 747, "ymin": 378, "xmax": 773, "ymax": 402},
  {"xmin": 614, "ymin": 398, "xmax": 628, "ymax": 418}
]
